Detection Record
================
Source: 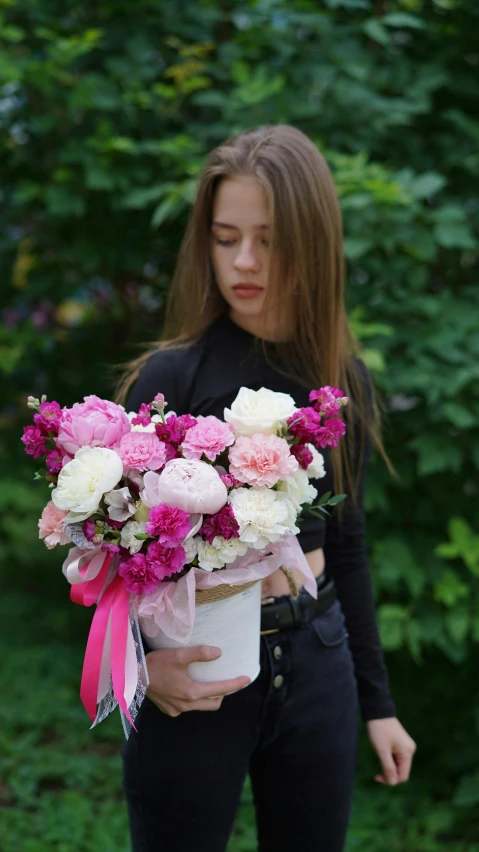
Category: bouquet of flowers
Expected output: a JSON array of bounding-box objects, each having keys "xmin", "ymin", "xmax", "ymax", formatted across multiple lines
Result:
[{"xmin": 22, "ymin": 384, "xmax": 348, "ymax": 734}]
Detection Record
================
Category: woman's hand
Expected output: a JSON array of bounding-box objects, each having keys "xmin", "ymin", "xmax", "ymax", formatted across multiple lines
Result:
[
  {"xmin": 145, "ymin": 645, "xmax": 251, "ymax": 717},
  {"xmin": 366, "ymin": 717, "xmax": 417, "ymax": 786}
]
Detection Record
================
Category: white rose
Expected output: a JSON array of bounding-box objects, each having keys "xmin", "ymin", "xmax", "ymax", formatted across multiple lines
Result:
[
  {"xmin": 276, "ymin": 469, "xmax": 318, "ymax": 513},
  {"xmin": 196, "ymin": 539, "xmax": 225, "ymax": 571},
  {"xmin": 306, "ymin": 444, "xmax": 326, "ymax": 479},
  {"xmin": 51, "ymin": 446, "xmax": 123, "ymax": 523},
  {"xmin": 211, "ymin": 535, "xmax": 249, "ymax": 564},
  {"xmin": 228, "ymin": 487, "xmax": 299, "ymax": 550},
  {"xmin": 120, "ymin": 520, "xmax": 147, "ymax": 554},
  {"xmin": 224, "ymin": 387, "xmax": 297, "ymax": 436}
]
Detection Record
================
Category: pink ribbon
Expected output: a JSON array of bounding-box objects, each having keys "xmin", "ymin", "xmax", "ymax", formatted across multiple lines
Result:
[
  {"xmin": 138, "ymin": 533, "xmax": 318, "ymax": 644},
  {"xmin": 62, "ymin": 547, "xmax": 137, "ymax": 730}
]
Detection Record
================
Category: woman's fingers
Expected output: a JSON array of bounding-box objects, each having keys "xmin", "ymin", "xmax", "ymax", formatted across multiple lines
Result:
[{"xmin": 192, "ymin": 675, "xmax": 251, "ymax": 699}]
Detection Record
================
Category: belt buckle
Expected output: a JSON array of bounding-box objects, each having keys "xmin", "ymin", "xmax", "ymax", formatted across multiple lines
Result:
[{"xmin": 260, "ymin": 596, "xmax": 280, "ymax": 635}]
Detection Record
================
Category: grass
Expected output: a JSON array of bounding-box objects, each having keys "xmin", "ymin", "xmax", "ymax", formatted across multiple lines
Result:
[{"xmin": 0, "ymin": 591, "xmax": 477, "ymax": 851}]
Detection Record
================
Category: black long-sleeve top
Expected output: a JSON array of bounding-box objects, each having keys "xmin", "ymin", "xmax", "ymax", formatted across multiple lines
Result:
[{"xmin": 124, "ymin": 311, "xmax": 397, "ymax": 722}]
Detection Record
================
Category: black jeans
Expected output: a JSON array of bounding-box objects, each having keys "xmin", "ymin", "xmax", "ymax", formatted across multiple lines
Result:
[{"xmin": 121, "ymin": 587, "xmax": 359, "ymax": 852}]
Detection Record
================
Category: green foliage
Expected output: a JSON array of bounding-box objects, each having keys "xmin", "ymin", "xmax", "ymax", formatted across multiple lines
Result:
[{"xmin": 1, "ymin": 0, "xmax": 479, "ymax": 846}]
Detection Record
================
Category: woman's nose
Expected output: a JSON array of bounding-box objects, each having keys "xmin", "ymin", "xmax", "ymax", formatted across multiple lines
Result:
[{"xmin": 234, "ymin": 241, "xmax": 261, "ymax": 272}]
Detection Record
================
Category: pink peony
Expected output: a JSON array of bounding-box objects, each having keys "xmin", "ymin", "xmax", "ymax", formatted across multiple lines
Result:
[
  {"xmin": 290, "ymin": 443, "xmax": 314, "ymax": 470},
  {"xmin": 118, "ymin": 553, "xmax": 160, "ymax": 595},
  {"xmin": 181, "ymin": 415, "xmax": 235, "ymax": 462},
  {"xmin": 38, "ymin": 501, "xmax": 71, "ymax": 549},
  {"xmin": 200, "ymin": 504, "xmax": 240, "ymax": 544},
  {"xmin": 33, "ymin": 400, "xmax": 62, "ymax": 435},
  {"xmin": 313, "ymin": 417, "xmax": 347, "ymax": 449},
  {"xmin": 141, "ymin": 459, "xmax": 228, "ymax": 515},
  {"xmin": 21, "ymin": 425, "xmax": 48, "ymax": 458},
  {"xmin": 56, "ymin": 394, "xmax": 131, "ymax": 456},
  {"xmin": 145, "ymin": 504, "xmax": 192, "ymax": 545},
  {"xmin": 286, "ymin": 407, "xmax": 323, "ymax": 444},
  {"xmin": 228, "ymin": 433, "xmax": 299, "ymax": 488},
  {"xmin": 309, "ymin": 386, "xmax": 347, "ymax": 417},
  {"xmin": 146, "ymin": 540, "xmax": 186, "ymax": 581},
  {"xmin": 116, "ymin": 431, "xmax": 167, "ymax": 473}
]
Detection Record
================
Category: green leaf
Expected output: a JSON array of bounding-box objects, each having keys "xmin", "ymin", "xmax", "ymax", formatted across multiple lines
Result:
[
  {"xmin": 434, "ymin": 222, "xmax": 477, "ymax": 250},
  {"xmin": 433, "ymin": 569, "xmax": 469, "ymax": 607},
  {"xmin": 444, "ymin": 606, "xmax": 470, "ymax": 644},
  {"xmin": 411, "ymin": 172, "xmax": 447, "ymax": 199},
  {"xmin": 362, "ymin": 19, "xmax": 390, "ymax": 45}
]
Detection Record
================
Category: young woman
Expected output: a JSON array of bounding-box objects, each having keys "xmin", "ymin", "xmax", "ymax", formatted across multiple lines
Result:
[{"xmin": 115, "ymin": 124, "xmax": 416, "ymax": 852}]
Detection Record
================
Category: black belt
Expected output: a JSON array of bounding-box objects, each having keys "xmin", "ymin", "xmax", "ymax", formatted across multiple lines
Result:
[{"xmin": 260, "ymin": 575, "xmax": 337, "ymax": 635}]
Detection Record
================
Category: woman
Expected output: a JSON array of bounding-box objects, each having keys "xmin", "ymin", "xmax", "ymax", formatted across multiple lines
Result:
[{"xmin": 115, "ymin": 124, "xmax": 416, "ymax": 852}]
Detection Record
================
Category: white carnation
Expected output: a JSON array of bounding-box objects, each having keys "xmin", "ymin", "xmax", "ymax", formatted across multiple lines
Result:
[
  {"xmin": 182, "ymin": 535, "xmax": 199, "ymax": 564},
  {"xmin": 228, "ymin": 487, "xmax": 299, "ymax": 550},
  {"xmin": 120, "ymin": 520, "xmax": 147, "ymax": 554},
  {"xmin": 224, "ymin": 387, "xmax": 297, "ymax": 436},
  {"xmin": 276, "ymin": 469, "xmax": 318, "ymax": 513},
  {"xmin": 196, "ymin": 539, "xmax": 225, "ymax": 572},
  {"xmin": 211, "ymin": 535, "xmax": 249, "ymax": 564},
  {"xmin": 51, "ymin": 446, "xmax": 123, "ymax": 523},
  {"xmin": 306, "ymin": 444, "xmax": 326, "ymax": 479}
]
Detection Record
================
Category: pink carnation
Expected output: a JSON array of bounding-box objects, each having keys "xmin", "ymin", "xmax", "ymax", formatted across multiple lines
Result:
[
  {"xmin": 286, "ymin": 407, "xmax": 323, "ymax": 444},
  {"xmin": 309, "ymin": 386, "xmax": 347, "ymax": 416},
  {"xmin": 118, "ymin": 553, "xmax": 160, "ymax": 595},
  {"xmin": 313, "ymin": 417, "xmax": 347, "ymax": 449},
  {"xmin": 145, "ymin": 504, "xmax": 192, "ymax": 545},
  {"xmin": 21, "ymin": 425, "xmax": 48, "ymax": 458},
  {"xmin": 181, "ymin": 416, "xmax": 235, "ymax": 462},
  {"xmin": 38, "ymin": 501, "xmax": 70, "ymax": 549},
  {"xmin": 290, "ymin": 442, "xmax": 314, "ymax": 470},
  {"xmin": 146, "ymin": 541, "xmax": 186, "ymax": 581},
  {"xmin": 200, "ymin": 504, "xmax": 240, "ymax": 545},
  {"xmin": 228, "ymin": 433, "xmax": 298, "ymax": 488},
  {"xmin": 116, "ymin": 431, "xmax": 167, "ymax": 473},
  {"xmin": 56, "ymin": 394, "xmax": 131, "ymax": 456}
]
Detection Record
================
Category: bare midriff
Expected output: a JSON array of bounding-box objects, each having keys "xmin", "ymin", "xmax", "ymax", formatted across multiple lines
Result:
[{"xmin": 260, "ymin": 546, "xmax": 325, "ymax": 600}]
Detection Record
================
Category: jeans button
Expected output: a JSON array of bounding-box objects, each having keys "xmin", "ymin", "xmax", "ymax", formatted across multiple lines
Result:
[
  {"xmin": 273, "ymin": 645, "xmax": 282, "ymax": 660},
  {"xmin": 273, "ymin": 674, "xmax": 284, "ymax": 689}
]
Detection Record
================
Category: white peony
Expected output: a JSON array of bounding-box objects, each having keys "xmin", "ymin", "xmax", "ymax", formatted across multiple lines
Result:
[
  {"xmin": 120, "ymin": 520, "xmax": 147, "ymax": 554},
  {"xmin": 276, "ymin": 469, "xmax": 318, "ymax": 513},
  {"xmin": 51, "ymin": 446, "xmax": 123, "ymax": 523},
  {"xmin": 211, "ymin": 535, "xmax": 249, "ymax": 564},
  {"xmin": 224, "ymin": 387, "xmax": 297, "ymax": 436},
  {"xmin": 228, "ymin": 487, "xmax": 299, "ymax": 550},
  {"xmin": 306, "ymin": 444, "xmax": 326, "ymax": 479},
  {"xmin": 196, "ymin": 539, "xmax": 225, "ymax": 572}
]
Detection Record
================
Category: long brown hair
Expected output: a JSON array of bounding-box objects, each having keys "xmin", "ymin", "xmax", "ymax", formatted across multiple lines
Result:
[{"xmin": 113, "ymin": 124, "xmax": 398, "ymax": 528}]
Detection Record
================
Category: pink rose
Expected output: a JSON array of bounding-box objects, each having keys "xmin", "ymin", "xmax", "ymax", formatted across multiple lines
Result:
[
  {"xmin": 181, "ymin": 415, "xmax": 235, "ymax": 462},
  {"xmin": 116, "ymin": 431, "xmax": 167, "ymax": 473},
  {"xmin": 228, "ymin": 433, "xmax": 299, "ymax": 488},
  {"xmin": 140, "ymin": 459, "xmax": 228, "ymax": 515},
  {"xmin": 38, "ymin": 501, "xmax": 71, "ymax": 549},
  {"xmin": 56, "ymin": 394, "xmax": 131, "ymax": 456}
]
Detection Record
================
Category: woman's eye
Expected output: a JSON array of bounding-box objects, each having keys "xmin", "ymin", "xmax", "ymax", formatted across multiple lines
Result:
[{"xmin": 215, "ymin": 238, "xmax": 235, "ymax": 247}]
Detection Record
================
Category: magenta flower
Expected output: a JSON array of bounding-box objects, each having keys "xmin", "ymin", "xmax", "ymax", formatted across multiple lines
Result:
[
  {"xmin": 33, "ymin": 400, "xmax": 63, "ymax": 435},
  {"xmin": 131, "ymin": 403, "xmax": 152, "ymax": 427},
  {"xmin": 82, "ymin": 518, "xmax": 96, "ymax": 542},
  {"xmin": 116, "ymin": 431, "xmax": 167, "ymax": 473},
  {"xmin": 290, "ymin": 443, "xmax": 314, "ymax": 470},
  {"xmin": 286, "ymin": 407, "xmax": 323, "ymax": 444},
  {"xmin": 101, "ymin": 540, "xmax": 121, "ymax": 555},
  {"xmin": 309, "ymin": 386, "xmax": 347, "ymax": 417},
  {"xmin": 145, "ymin": 504, "xmax": 192, "ymax": 545},
  {"xmin": 21, "ymin": 425, "xmax": 48, "ymax": 458},
  {"xmin": 146, "ymin": 540, "xmax": 186, "ymax": 581},
  {"xmin": 118, "ymin": 553, "xmax": 160, "ymax": 595},
  {"xmin": 56, "ymin": 394, "xmax": 131, "ymax": 456},
  {"xmin": 220, "ymin": 473, "xmax": 244, "ymax": 488},
  {"xmin": 155, "ymin": 413, "xmax": 197, "ymax": 447},
  {"xmin": 200, "ymin": 504, "xmax": 240, "ymax": 545},
  {"xmin": 313, "ymin": 417, "xmax": 347, "ymax": 449},
  {"xmin": 182, "ymin": 415, "xmax": 235, "ymax": 462},
  {"xmin": 46, "ymin": 448, "xmax": 65, "ymax": 474}
]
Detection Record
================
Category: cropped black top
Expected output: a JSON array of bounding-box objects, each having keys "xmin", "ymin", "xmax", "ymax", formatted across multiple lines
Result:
[{"xmin": 124, "ymin": 311, "xmax": 397, "ymax": 722}]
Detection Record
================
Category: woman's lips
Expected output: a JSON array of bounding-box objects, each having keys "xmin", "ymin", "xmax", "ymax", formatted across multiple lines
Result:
[{"xmin": 232, "ymin": 285, "xmax": 263, "ymax": 299}]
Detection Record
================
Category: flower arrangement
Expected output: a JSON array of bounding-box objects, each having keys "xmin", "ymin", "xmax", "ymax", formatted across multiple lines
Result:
[{"xmin": 22, "ymin": 384, "xmax": 348, "ymax": 732}]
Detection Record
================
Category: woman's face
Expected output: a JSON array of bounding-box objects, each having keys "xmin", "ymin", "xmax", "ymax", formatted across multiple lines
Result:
[{"xmin": 210, "ymin": 175, "xmax": 283, "ymax": 338}]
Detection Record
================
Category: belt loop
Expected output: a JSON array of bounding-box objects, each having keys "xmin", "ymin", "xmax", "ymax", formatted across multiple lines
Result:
[{"xmin": 287, "ymin": 595, "xmax": 303, "ymax": 627}]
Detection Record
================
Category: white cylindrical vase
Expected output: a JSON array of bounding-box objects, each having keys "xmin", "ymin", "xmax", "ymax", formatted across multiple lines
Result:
[{"xmin": 139, "ymin": 580, "xmax": 262, "ymax": 684}]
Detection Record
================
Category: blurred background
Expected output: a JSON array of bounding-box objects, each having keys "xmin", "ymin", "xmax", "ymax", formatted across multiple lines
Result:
[{"xmin": 1, "ymin": 0, "xmax": 478, "ymax": 849}]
